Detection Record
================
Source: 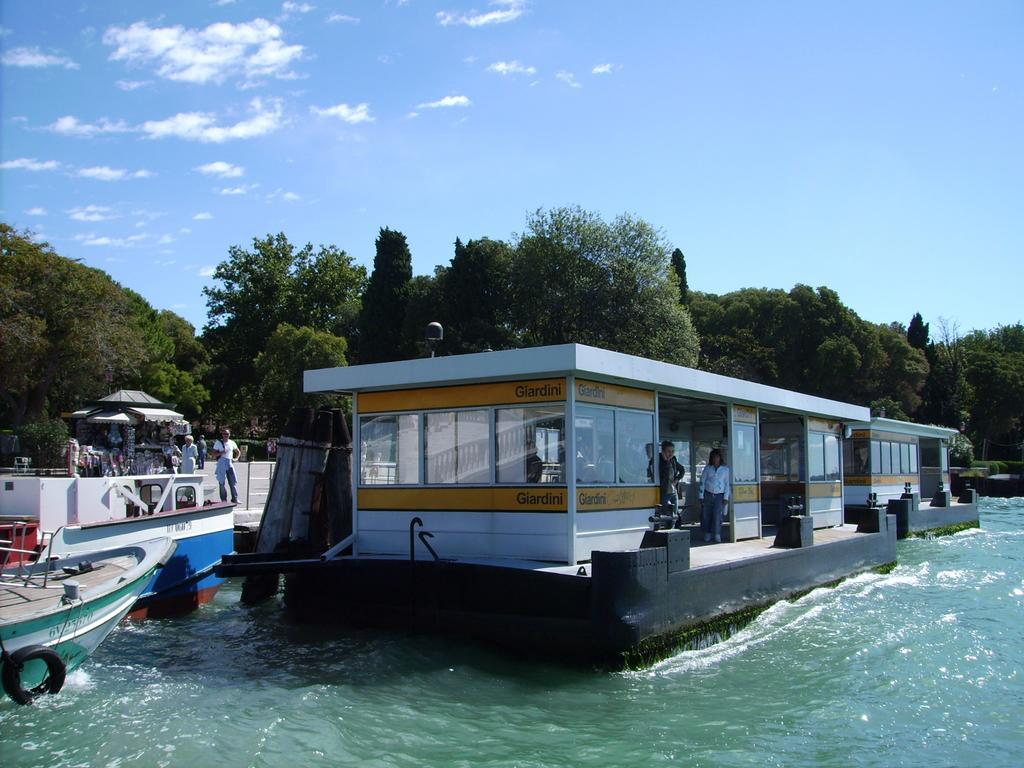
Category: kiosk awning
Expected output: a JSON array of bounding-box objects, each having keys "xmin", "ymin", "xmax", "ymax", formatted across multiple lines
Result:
[
  {"xmin": 129, "ymin": 407, "xmax": 184, "ymax": 422},
  {"xmin": 87, "ymin": 410, "xmax": 135, "ymax": 424}
]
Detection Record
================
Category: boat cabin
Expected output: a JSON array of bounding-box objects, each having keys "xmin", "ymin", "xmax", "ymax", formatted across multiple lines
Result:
[
  {"xmin": 0, "ymin": 473, "xmax": 206, "ymax": 533},
  {"xmin": 842, "ymin": 418, "xmax": 955, "ymax": 508},
  {"xmin": 305, "ymin": 344, "xmax": 870, "ymax": 565}
]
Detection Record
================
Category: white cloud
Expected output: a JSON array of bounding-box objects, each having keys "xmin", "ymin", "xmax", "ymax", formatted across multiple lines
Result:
[
  {"xmin": 416, "ymin": 95, "xmax": 471, "ymax": 109},
  {"xmin": 26, "ymin": 207, "xmax": 48, "ymax": 216},
  {"xmin": 116, "ymin": 79, "xmax": 152, "ymax": 91},
  {"xmin": 327, "ymin": 13, "xmax": 359, "ymax": 24},
  {"xmin": 591, "ymin": 63, "xmax": 614, "ymax": 75},
  {"xmin": 193, "ymin": 212, "xmax": 214, "ymax": 220},
  {"xmin": 199, "ymin": 266, "xmax": 217, "ymax": 277},
  {"xmin": 69, "ymin": 205, "xmax": 118, "ymax": 222},
  {"xmin": 310, "ymin": 102, "xmax": 374, "ymax": 124},
  {"xmin": 141, "ymin": 98, "xmax": 283, "ymax": 142},
  {"xmin": 437, "ymin": 0, "xmax": 526, "ymax": 27},
  {"xmin": 77, "ymin": 166, "xmax": 154, "ymax": 181},
  {"xmin": 556, "ymin": 70, "xmax": 581, "ymax": 88},
  {"xmin": 74, "ymin": 233, "xmax": 147, "ymax": 247},
  {"xmin": 103, "ymin": 19, "xmax": 303, "ymax": 85},
  {"xmin": 1, "ymin": 157, "xmax": 61, "ymax": 172},
  {"xmin": 157, "ymin": 234, "xmax": 175, "ymax": 245},
  {"xmin": 179, "ymin": 227, "xmax": 192, "ymax": 234},
  {"xmin": 283, "ymin": 191, "xmax": 300, "ymax": 201},
  {"xmin": 219, "ymin": 184, "xmax": 257, "ymax": 195},
  {"xmin": 2, "ymin": 46, "xmax": 79, "ymax": 69},
  {"xmin": 46, "ymin": 115, "xmax": 132, "ymax": 137},
  {"xmin": 282, "ymin": 2, "xmax": 316, "ymax": 13},
  {"xmin": 216, "ymin": 1, "xmax": 238, "ymax": 6},
  {"xmin": 487, "ymin": 60, "xmax": 536, "ymax": 76},
  {"xmin": 195, "ymin": 160, "xmax": 245, "ymax": 178}
]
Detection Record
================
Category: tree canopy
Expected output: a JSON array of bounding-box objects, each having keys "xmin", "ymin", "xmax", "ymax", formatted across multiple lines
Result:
[
  {"xmin": 508, "ymin": 207, "xmax": 699, "ymax": 366},
  {"xmin": 357, "ymin": 227, "xmax": 412, "ymax": 363}
]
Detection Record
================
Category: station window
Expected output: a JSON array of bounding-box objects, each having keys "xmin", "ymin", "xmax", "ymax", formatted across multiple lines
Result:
[
  {"xmin": 900, "ymin": 442, "xmax": 911, "ymax": 474},
  {"xmin": 575, "ymin": 406, "xmax": 615, "ymax": 484},
  {"xmin": 496, "ymin": 406, "xmax": 565, "ymax": 484},
  {"xmin": 880, "ymin": 441, "xmax": 892, "ymax": 474},
  {"xmin": 616, "ymin": 410, "xmax": 654, "ymax": 484},
  {"xmin": 426, "ymin": 410, "xmax": 491, "ymax": 484},
  {"xmin": 909, "ymin": 443, "xmax": 918, "ymax": 473},
  {"xmin": 809, "ymin": 432, "xmax": 841, "ymax": 482},
  {"xmin": 360, "ymin": 414, "xmax": 420, "ymax": 485},
  {"xmin": 844, "ymin": 439, "xmax": 870, "ymax": 475},
  {"xmin": 732, "ymin": 423, "xmax": 758, "ymax": 483}
]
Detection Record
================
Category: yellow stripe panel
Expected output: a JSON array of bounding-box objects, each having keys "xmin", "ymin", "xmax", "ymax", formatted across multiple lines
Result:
[
  {"xmin": 845, "ymin": 474, "xmax": 918, "ymax": 486},
  {"xmin": 809, "ymin": 482, "xmax": 842, "ymax": 498},
  {"xmin": 359, "ymin": 378, "xmax": 567, "ymax": 413},
  {"xmin": 733, "ymin": 405, "xmax": 757, "ymax": 424},
  {"xmin": 732, "ymin": 484, "xmax": 760, "ymax": 502},
  {"xmin": 808, "ymin": 418, "xmax": 841, "ymax": 433},
  {"xmin": 360, "ymin": 486, "xmax": 568, "ymax": 512},
  {"xmin": 575, "ymin": 379, "xmax": 655, "ymax": 411},
  {"xmin": 576, "ymin": 486, "xmax": 658, "ymax": 511}
]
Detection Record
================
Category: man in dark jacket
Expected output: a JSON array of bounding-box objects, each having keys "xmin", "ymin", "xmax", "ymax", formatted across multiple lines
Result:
[{"xmin": 655, "ymin": 440, "xmax": 686, "ymax": 523}]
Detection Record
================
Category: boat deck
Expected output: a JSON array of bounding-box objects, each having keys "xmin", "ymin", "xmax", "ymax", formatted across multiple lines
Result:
[
  {"xmin": 0, "ymin": 555, "xmax": 135, "ymax": 622},
  {"xmin": 338, "ymin": 525, "xmax": 871, "ymax": 577}
]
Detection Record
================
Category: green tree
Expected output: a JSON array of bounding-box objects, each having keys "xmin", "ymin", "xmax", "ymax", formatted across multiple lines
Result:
[
  {"xmin": 203, "ymin": 232, "xmax": 365, "ymax": 423},
  {"xmin": 253, "ymin": 324, "xmax": 349, "ymax": 433},
  {"xmin": 442, "ymin": 237, "xmax": 517, "ymax": 353},
  {"xmin": 159, "ymin": 310, "xmax": 211, "ymax": 374},
  {"xmin": 358, "ymin": 227, "xmax": 412, "ymax": 363},
  {"xmin": 509, "ymin": 207, "xmax": 699, "ymax": 366},
  {"xmin": 401, "ymin": 269, "xmax": 447, "ymax": 358},
  {"xmin": 907, "ymin": 312, "xmax": 929, "ymax": 350},
  {"xmin": 0, "ymin": 225, "xmax": 143, "ymax": 426},
  {"xmin": 671, "ymin": 248, "xmax": 689, "ymax": 305}
]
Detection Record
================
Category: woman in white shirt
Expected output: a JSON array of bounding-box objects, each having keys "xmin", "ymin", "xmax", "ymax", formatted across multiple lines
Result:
[{"xmin": 699, "ymin": 449, "xmax": 731, "ymax": 543}]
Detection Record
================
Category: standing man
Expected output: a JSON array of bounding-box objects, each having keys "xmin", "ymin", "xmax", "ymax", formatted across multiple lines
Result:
[
  {"xmin": 699, "ymin": 448, "xmax": 731, "ymax": 543},
  {"xmin": 212, "ymin": 427, "xmax": 240, "ymax": 505},
  {"xmin": 655, "ymin": 440, "xmax": 686, "ymax": 525},
  {"xmin": 197, "ymin": 434, "xmax": 207, "ymax": 469}
]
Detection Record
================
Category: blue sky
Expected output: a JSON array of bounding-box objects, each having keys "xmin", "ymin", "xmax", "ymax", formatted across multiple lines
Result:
[{"xmin": 2, "ymin": 1, "xmax": 1021, "ymax": 336}]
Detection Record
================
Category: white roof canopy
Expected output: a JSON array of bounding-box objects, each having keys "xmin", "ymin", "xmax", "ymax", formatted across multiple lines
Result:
[{"xmin": 305, "ymin": 343, "xmax": 870, "ymax": 422}]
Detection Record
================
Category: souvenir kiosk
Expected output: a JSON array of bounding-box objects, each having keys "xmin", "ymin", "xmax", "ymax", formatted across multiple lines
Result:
[{"xmin": 68, "ymin": 390, "xmax": 189, "ymax": 476}]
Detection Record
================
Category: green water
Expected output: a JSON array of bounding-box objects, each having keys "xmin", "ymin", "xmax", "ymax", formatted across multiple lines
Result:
[{"xmin": 2, "ymin": 498, "xmax": 1022, "ymax": 767}]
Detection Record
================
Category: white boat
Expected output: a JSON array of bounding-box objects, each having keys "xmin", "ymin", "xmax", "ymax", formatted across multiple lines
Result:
[
  {"xmin": 0, "ymin": 537, "xmax": 176, "ymax": 704},
  {"xmin": 0, "ymin": 473, "xmax": 235, "ymax": 618}
]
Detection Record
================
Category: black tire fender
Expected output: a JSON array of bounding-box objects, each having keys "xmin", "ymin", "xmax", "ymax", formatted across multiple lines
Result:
[{"xmin": 2, "ymin": 645, "xmax": 67, "ymax": 705}]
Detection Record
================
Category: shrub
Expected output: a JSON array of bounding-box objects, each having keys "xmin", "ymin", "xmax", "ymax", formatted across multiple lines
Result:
[
  {"xmin": 948, "ymin": 433, "xmax": 974, "ymax": 467},
  {"xmin": 16, "ymin": 418, "xmax": 70, "ymax": 469}
]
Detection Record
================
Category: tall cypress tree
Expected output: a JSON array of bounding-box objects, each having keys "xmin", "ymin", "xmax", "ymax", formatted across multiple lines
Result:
[
  {"xmin": 357, "ymin": 227, "xmax": 412, "ymax": 363},
  {"xmin": 907, "ymin": 312, "xmax": 929, "ymax": 350},
  {"xmin": 671, "ymin": 248, "xmax": 689, "ymax": 304}
]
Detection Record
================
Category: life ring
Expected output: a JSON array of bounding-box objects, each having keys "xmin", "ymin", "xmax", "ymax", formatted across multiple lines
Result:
[{"xmin": 2, "ymin": 645, "xmax": 66, "ymax": 705}]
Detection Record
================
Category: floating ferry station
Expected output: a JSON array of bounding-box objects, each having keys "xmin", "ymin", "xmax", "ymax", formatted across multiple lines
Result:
[{"xmin": 220, "ymin": 344, "xmax": 978, "ymax": 666}]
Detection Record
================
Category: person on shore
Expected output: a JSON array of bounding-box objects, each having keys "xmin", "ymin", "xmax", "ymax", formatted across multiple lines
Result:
[
  {"xmin": 197, "ymin": 435, "xmax": 207, "ymax": 469},
  {"xmin": 212, "ymin": 427, "xmax": 240, "ymax": 505},
  {"xmin": 654, "ymin": 440, "xmax": 686, "ymax": 523},
  {"xmin": 180, "ymin": 435, "xmax": 199, "ymax": 474},
  {"xmin": 699, "ymin": 448, "xmax": 731, "ymax": 543}
]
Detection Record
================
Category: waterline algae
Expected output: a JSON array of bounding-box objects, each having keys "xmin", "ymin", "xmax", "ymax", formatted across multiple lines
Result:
[{"xmin": 2, "ymin": 499, "xmax": 1022, "ymax": 767}]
